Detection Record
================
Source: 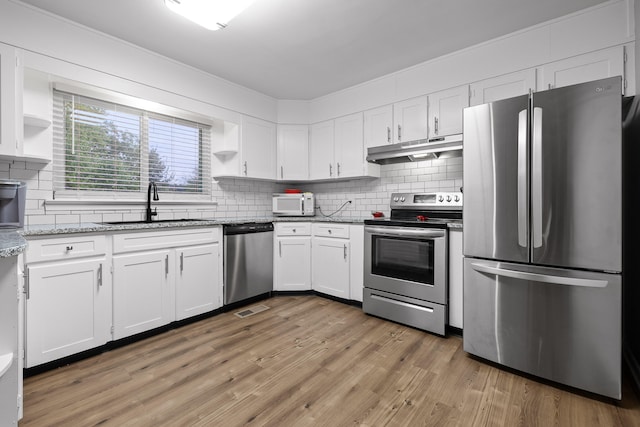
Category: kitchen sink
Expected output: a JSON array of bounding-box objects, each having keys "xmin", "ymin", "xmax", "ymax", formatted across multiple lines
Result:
[{"xmin": 101, "ymin": 218, "xmax": 212, "ymax": 225}]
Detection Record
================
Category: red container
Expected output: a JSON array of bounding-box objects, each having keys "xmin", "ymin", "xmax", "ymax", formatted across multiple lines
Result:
[{"xmin": 284, "ymin": 189, "xmax": 302, "ymax": 194}]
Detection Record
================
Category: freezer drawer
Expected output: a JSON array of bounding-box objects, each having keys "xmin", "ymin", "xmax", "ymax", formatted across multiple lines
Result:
[
  {"xmin": 463, "ymin": 258, "xmax": 621, "ymax": 399},
  {"xmin": 363, "ymin": 288, "xmax": 446, "ymax": 335}
]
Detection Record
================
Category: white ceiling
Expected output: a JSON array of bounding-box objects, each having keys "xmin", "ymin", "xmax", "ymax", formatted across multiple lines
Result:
[{"xmin": 19, "ymin": 0, "xmax": 607, "ymax": 100}]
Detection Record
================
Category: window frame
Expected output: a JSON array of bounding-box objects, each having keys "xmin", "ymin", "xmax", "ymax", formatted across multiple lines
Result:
[{"xmin": 51, "ymin": 83, "xmax": 212, "ymax": 203}]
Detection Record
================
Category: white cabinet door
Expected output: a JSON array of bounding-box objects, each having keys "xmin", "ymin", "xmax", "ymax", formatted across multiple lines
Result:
[
  {"xmin": 393, "ymin": 96, "xmax": 428, "ymax": 143},
  {"xmin": 175, "ymin": 243, "xmax": 220, "ymax": 321},
  {"xmin": 428, "ymin": 85, "xmax": 469, "ymax": 137},
  {"xmin": 540, "ymin": 46, "xmax": 625, "ymax": 92},
  {"xmin": 0, "ymin": 43, "xmax": 21, "ymax": 157},
  {"xmin": 312, "ymin": 237, "xmax": 350, "ymax": 299},
  {"xmin": 277, "ymin": 124, "xmax": 309, "ymax": 180},
  {"xmin": 334, "ymin": 112, "xmax": 363, "ymax": 178},
  {"xmin": 470, "ymin": 68, "xmax": 537, "ymax": 106},
  {"xmin": 309, "ymin": 120, "xmax": 335, "ymax": 180},
  {"xmin": 274, "ymin": 236, "xmax": 311, "ymax": 291},
  {"xmin": 113, "ymin": 250, "xmax": 174, "ymax": 340},
  {"xmin": 364, "ymin": 105, "xmax": 393, "ymax": 148},
  {"xmin": 240, "ymin": 115, "xmax": 276, "ymax": 180},
  {"xmin": 26, "ymin": 258, "xmax": 110, "ymax": 367},
  {"xmin": 448, "ymin": 230, "xmax": 463, "ymax": 329}
]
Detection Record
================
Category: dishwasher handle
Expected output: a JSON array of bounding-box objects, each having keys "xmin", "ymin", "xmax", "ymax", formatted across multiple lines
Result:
[{"xmin": 224, "ymin": 223, "xmax": 274, "ymax": 235}]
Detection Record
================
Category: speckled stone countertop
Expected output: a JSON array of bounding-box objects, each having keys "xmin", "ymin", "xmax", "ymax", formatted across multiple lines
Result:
[
  {"xmin": 0, "ymin": 230, "xmax": 27, "ymax": 258},
  {"xmin": 20, "ymin": 216, "xmax": 461, "ymax": 238}
]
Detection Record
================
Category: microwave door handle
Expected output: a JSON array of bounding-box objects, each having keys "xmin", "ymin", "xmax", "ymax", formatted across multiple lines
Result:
[{"xmin": 301, "ymin": 197, "xmax": 304, "ymax": 214}]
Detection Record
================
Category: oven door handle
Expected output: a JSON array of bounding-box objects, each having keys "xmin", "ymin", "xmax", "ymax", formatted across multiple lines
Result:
[{"xmin": 365, "ymin": 226, "xmax": 446, "ymax": 238}]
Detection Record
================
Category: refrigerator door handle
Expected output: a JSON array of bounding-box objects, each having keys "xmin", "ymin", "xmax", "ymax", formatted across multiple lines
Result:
[
  {"xmin": 470, "ymin": 262, "xmax": 608, "ymax": 288},
  {"xmin": 517, "ymin": 109, "xmax": 528, "ymax": 247},
  {"xmin": 532, "ymin": 106, "xmax": 543, "ymax": 248}
]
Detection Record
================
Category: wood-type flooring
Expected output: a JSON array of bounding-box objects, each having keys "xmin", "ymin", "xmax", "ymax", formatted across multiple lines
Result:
[{"xmin": 20, "ymin": 295, "xmax": 640, "ymax": 426}]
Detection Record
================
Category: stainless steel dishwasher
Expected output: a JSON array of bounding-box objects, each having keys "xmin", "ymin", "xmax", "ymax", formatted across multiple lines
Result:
[{"xmin": 223, "ymin": 222, "xmax": 274, "ymax": 305}]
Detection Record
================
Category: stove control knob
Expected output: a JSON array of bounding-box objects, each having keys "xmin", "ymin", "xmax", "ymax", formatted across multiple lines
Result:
[
  {"xmin": 438, "ymin": 195, "xmax": 444, "ymax": 202},
  {"xmin": 446, "ymin": 195, "xmax": 452, "ymax": 202},
  {"xmin": 393, "ymin": 197, "xmax": 399, "ymax": 202},
  {"xmin": 400, "ymin": 197, "xmax": 405, "ymax": 202},
  {"xmin": 454, "ymin": 195, "xmax": 460, "ymax": 202}
]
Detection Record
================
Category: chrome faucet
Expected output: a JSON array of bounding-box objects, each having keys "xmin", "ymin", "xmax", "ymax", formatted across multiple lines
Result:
[{"xmin": 146, "ymin": 182, "xmax": 159, "ymax": 222}]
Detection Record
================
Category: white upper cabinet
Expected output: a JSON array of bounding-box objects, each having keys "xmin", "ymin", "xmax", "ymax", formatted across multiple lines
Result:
[
  {"xmin": 393, "ymin": 96, "xmax": 428, "ymax": 143},
  {"xmin": 470, "ymin": 69, "xmax": 537, "ymax": 106},
  {"xmin": 427, "ymin": 85, "xmax": 469, "ymax": 138},
  {"xmin": 363, "ymin": 105, "xmax": 393, "ymax": 147},
  {"xmin": 334, "ymin": 112, "xmax": 364, "ymax": 178},
  {"xmin": 277, "ymin": 124, "xmax": 309, "ymax": 181},
  {"xmin": 241, "ymin": 115, "xmax": 277, "ymax": 180},
  {"xmin": 539, "ymin": 46, "xmax": 625, "ymax": 93},
  {"xmin": 0, "ymin": 43, "xmax": 21, "ymax": 158},
  {"xmin": 309, "ymin": 120, "xmax": 335, "ymax": 180}
]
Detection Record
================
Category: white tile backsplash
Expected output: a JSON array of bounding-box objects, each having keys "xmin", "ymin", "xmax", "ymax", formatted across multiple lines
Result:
[{"xmin": 6, "ymin": 156, "xmax": 463, "ymax": 225}]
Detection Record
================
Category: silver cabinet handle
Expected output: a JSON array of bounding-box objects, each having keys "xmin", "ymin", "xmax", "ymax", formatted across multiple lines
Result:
[
  {"xmin": 180, "ymin": 252, "xmax": 184, "ymax": 273},
  {"xmin": 66, "ymin": 246, "xmax": 73, "ymax": 251},
  {"xmin": 343, "ymin": 244, "xmax": 347, "ymax": 260},
  {"xmin": 532, "ymin": 106, "xmax": 543, "ymax": 248},
  {"xmin": 328, "ymin": 229, "xmax": 332, "ymax": 234},
  {"xmin": 434, "ymin": 117, "xmax": 439, "ymax": 135},
  {"xmin": 329, "ymin": 163, "xmax": 332, "ymax": 177},
  {"xmin": 24, "ymin": 269, "xmax": 29, "ymax": 300},
  {"xmin": 279, "ymin": 241, "xmax": 282, "ymax": 257},
  {"xmin": 292, "ymin": 228, "xmax": 296, "ymax": 233},
  {"xmin": 517, "ymin": 109, "xmax": 528, "ymax": 248},
  {"xmin": 165, "ymin": 254, "xmax": 169, "ymax": 275},
  {"xmin": 280, "ymin": 166, "xmax": 283, "ymax": 179},
  {"xmin": 387, "ymin": 126, "xmax": 391, "ymax": 143},
  {"xmin": 243, "ymin": 161, "xmax": 248, "ymax": 176},
  {"xmin": 470, "ymin": 262, "xmax": 608, "ymax": 288},
  {"xmin": 337, "ymin": 162, "xmax": 341, "ymax": 176},
  {"xmin": 398, "ymin": 124, "xmax": 402, "ymax": 141},
  {"xmin": 98, "ymin": 263, "xmax": 103, "ymax": 287}
]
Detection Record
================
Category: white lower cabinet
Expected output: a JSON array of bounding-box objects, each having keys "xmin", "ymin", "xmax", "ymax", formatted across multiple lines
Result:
[
  {"xmin": 448, "ymin": 229, "xmax": 463, "ymax": 329},
  {"xmin": 25, "ymin": 256, "xmax": 110, "ymax": 367},
  {"xmin": 274, "ymin": 223, "xmax": 311, "ymax": 291},
  {"xmin": 312, "ymin": 223, "xmax": 350, "ymax": 299},
  {"xmin": 112, "ymin": 227, "xmax": 222, "ymax": 340},
  {"xmin": 113, "ymin": 250, "xmax": 174, "ymax": 340},
  {"xmin": 24, "ymin": 227, "xmax": 223, "ymax": 366},
  {"xmin": 175, "ymin": 243, "xmax": 220, "ymax": 321}
]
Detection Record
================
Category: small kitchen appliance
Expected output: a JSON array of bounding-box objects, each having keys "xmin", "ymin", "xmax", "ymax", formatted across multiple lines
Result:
[
  {"xmin": 0, "ymin": 181, "xmax": 26, "ymax": 228},
  {"xmin": 272, "ymin": 192, "xmax": 315, "ymax": 216}
]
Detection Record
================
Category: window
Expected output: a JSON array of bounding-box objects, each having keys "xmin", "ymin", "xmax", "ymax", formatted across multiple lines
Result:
[{"xmin": 52, "ymin": 90, "xmax": 211, "ymax": 199}]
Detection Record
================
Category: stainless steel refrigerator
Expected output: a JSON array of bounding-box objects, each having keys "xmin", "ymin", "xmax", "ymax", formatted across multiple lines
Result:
[{"xmin": 462, "ymin": 76, "xmax": 623, "ymax": 399}]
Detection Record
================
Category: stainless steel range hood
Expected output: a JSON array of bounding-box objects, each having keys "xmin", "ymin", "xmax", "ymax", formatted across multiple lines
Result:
[{"xmin": 366, "ymin": 134, "xmax": 463, "ymax": 164}]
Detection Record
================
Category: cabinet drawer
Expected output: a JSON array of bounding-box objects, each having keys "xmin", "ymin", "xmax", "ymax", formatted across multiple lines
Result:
[
  {"xmin": 26, "ymin": 234, "xmax": 106, "ymax": 263},
  {"xmin": 113, "ymin": 227, "xmax": 220, "ymax": 254},
  {"xmin": 276, "ymin": 222, "xmax": 311, "ymax": 236},
  {"xmin": 312, "ymin": 223, "xmax": 350, "ymax": 239}
]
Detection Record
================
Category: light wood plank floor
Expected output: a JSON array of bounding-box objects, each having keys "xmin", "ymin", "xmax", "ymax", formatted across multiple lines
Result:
[{"xmin": 21, "ymin": 295, "xmax": 640, "ymax": 426}]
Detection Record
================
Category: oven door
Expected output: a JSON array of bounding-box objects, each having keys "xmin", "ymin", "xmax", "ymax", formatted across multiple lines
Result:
[{"xmin": 364, "ymin": 225, "xmax": 447, "ymax": 304}]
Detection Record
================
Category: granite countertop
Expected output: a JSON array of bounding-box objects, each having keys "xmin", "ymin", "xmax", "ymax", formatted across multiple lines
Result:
[
  {"xmin": 0, "ymin": 230, "xmax": 27, "ymax": 258},
  {"xmin": 20, "ymin": 216, "xmax": 368, "ymax": 237},
  {"xmin": 20, "ymin": 216, "xmax": 460, "ymax": 238}
]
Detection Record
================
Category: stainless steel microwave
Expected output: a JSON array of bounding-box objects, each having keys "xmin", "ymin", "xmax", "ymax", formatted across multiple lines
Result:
[{"xmin": 272, "ymin": 193, "xmax": 315, "ymax": 216}]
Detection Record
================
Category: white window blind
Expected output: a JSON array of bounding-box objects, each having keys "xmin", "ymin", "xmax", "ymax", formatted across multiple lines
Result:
[{"xmin": 52, "ymin": 90, "xmax": 211, "ymax": 198}]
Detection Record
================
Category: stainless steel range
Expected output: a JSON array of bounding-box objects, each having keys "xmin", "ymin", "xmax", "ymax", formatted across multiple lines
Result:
[{"xmin": 363, "ymin": 192, "xmax": 462, "ymax": 335}]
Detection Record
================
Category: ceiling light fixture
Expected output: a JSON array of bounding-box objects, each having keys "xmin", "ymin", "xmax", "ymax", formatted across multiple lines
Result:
[{"xmin": 164, "ymin": 0, "xmax": 256, "ymax": 31}]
